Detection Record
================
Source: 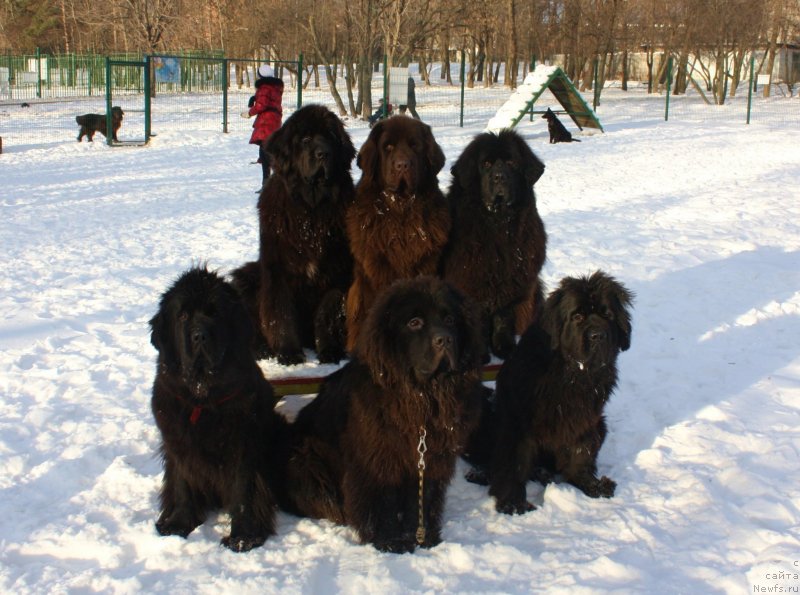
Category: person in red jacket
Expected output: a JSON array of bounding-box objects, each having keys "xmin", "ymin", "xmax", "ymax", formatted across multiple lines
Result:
[{"xmin": 241, "ymin": 64, "xmax": 284, "ymax": 191}]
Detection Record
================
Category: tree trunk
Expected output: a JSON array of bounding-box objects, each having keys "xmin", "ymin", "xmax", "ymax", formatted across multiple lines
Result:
[
  {"xmin": 621, "ymin": 49, "xmax": 628, "ymax": 91},
  {"xmin": 323, "ymin": 63, "xmax": 347, "ymax": 116},
  {"xmin": 505, "ymin": 0, "xmax": 518, "ymax": 89}
]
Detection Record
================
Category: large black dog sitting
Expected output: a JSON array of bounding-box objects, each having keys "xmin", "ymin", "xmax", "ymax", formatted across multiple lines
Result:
[
  {"xmin": 466, "ymin": 271, "xmax": 633, "ymax": 514},
  {"xmin": 232, "ymin": 104, "xmax": 355, "ymax": 365},
  {"xmin": 442, "ymin": 129, "xmax": 546, "ymax": 360},
  {"xmin": 279, "ymin": 277, "xmax": 484, "ymax": 553},
  {"xmin": 149, "ymin": 266, "xmax": 286, "ymax": 551}
]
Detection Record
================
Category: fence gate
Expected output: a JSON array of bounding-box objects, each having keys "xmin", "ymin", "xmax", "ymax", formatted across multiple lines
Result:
[{"xmin": 105, "ymin": 57, "xmax": 151, "ymax": 145}]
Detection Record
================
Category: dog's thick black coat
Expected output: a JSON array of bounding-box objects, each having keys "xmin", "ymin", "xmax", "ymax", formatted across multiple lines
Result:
[
  {"xmin": 149, "ymin": 266, "xmax": 285, "ymax": 551},
  {"xmin": 232, "ymin": 104, "xmax": 356, "ymax": 365},
  {"xmin": 542, "ymin": 108, "xmax": 580, "ymax": 144},
  {"xmin": 76, "ymin": 106, "xmax": 123, "ymax": 142},
  {"xmin": 280, "ymin": 277, "xmax": 484, "ymax": 553},
  {"xmin": 469, "ymin": 271, "xmax": 632, "ymax": 514},
  {"xmin": 442, "ymin": 129, "xmax": 547, "ymax": 359}
]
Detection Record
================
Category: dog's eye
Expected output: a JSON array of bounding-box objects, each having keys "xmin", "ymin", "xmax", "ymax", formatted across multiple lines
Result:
[
  {"xmin": 302, "ymin": 136, "xmax": 312, "ymax": 144},
  {"xmin": 571, "ymin": 312, "xmax": 585, "ymax": 323},
  {"xmin": 482, "ymin": 161, "xmax": 492, "ymax": 169},
  {"xmin": 443, "ymin": 315, "xmax": 455, "ymax": 327},
  {"xmin": 178, "ymin": 312, "xmax": 189, "ymax": 323},
  {"xmin": 407, "ymin": 317, "xmax": 424, "ymax": 331},
  {"xmin": 603, "ymin": 308, "xmax": 615, "ymax": 320},
  {"xmin": 385, "ymin": 143, "xmax": 394, "ymax": 153}
]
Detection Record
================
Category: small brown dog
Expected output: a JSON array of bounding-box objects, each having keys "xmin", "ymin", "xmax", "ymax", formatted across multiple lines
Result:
[{"xmin": 76, "ymin": 106, "xmax": 124, "ymax": 142}]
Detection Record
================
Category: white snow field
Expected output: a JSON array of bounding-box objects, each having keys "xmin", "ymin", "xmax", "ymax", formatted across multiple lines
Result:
[{"xmin": 1, "ymin": 86, "xmax": 800, "ymax": 594}]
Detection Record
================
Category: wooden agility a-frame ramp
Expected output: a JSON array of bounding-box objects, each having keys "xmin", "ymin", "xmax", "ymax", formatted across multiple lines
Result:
[{"xmin": 486, "ymin": 65, "xmax": 603, "ymax": 134}]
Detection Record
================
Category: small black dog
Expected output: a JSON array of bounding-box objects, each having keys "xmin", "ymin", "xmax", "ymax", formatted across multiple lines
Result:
[
  {"xmin": 76, "ymin": 106, "xmax": 124, "ymax": 142},
  {"xmin": 466, "ymin": 271, "xmax": 632, "ymax": 514},
  {"xmin": 542, "ymin": 108, "xmax": 580, "ymax": 144},
  {"xmin": 149, "ymin": 266, "xmax": 286, "ymax": 551}
]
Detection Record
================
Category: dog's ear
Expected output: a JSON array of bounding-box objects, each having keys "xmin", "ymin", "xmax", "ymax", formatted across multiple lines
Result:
[
  {"xmin": 356, "ymin": 122, "xmax": 382, "ymax": 187},
  {"xmin": 149, "ymin": 311, "xmax": 166, "ymax": 352},
  {"xmin": 507, "ymin": 131, "xmax": 545, "ymax": 186},
  {"xmin": 265, "ymin": 123, "xmax": 292, "ymax": 176},
  {"xmin": 450, "ymin": 136, "xmax": 481, "ymax": 189},
  {"xmin": 149, "ymin": 309, "xmax": 180, "ymax": 372},
  {"xmin": 606, "ymin": 277, "xmax": 634, "ymax": 352},
  {"xmin": 329, "ymin": 113, "xmax": 356, "ymax": 168},
  {"xmin": 540, "ymin": 286, "xmax": 566, "ymax": 351},
  {"xmin": 422, "ymin": 123, "xmax": 446, "ymax": 175}
]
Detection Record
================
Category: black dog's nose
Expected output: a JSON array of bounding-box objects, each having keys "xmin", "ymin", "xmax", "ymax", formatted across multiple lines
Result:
[
  {"xmin": 394, "ymin": 158, "xmax": 410, "ymax": 173},
  {"xmin": 191, "ymin": 326, "xmax": 208, "ymax": 345},
  {"xmin": 432, "ymin": 330, "xmax": 454, "ymax": 351},
  {"xmin": 588, "ymin": 328, "xmax": 607, "ymax": 343}
]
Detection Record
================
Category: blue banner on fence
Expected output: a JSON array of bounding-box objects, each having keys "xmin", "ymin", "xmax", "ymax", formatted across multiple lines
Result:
[{"xmin": 153, "ymin": 57, "xmax": 180, "ymax": 84}]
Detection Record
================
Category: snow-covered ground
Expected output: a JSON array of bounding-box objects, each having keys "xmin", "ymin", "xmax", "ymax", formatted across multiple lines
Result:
[{"xmin": 1, "ymin": 88, "xmax": 800, "ymax": 594}]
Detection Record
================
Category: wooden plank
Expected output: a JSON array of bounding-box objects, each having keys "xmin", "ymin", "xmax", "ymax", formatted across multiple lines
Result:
[{"xmin": 270, "ymin": 363, "xmax": 503, "ymax": 397}]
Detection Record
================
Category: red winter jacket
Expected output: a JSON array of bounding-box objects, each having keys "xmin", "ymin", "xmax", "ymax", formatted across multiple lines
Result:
[{"xmin": 248, "ymin": 76, "xmax": 284, "ymax": 144}]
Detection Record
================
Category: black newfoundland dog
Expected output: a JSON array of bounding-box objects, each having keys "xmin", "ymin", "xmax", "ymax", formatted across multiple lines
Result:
[
  {"xmin": 232, "ymin": 104, "xmax": 356, "ymax": 365},
  {"xmin": 466, "ymin": 271, "xmax": 633, "ymax": 514},
  {"xmin": 442, "ymin": 129, "xmax": 547, "ymax": 360},
  {"xmin": 149, "ymin": 266, "xmax": 286, "ymax": 551},
  {"xmin": 279, "ymin": 277, "xmax": 484, "ymax": 553},
  {"xmin": 76, "ymin": 106, "xmax": 124, "ymax": 142}
]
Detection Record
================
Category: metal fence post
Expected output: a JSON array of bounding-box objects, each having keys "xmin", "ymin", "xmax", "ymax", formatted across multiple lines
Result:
[
  {"xmin": 145, "ymin": 55, "xmax": 151, "ymax": 143},
  {"xmin": 665, "ymin": 56, "xmax": 673, "ymax": 121},
  {"xmin": 297, "ymin": 53, "xmax": 303, "ymax": 108},
  {"xmin": 459, "ymin": 49, "xmax": 466, "ymax": 128},
  {"xmin": 222, "ymin": 58, "xmax": 229, "ymax": 133},
  {"xmin": 36, "ymin": 47, "xmax": 42, "ymax": 98},
  {"xmin": 382, "ymin": 54, "xmax": 388, "ymax": 119},
  {"xmin": 105, "ymin": 57, "xmax": 113, "ymax": 146},
  {"xmin": 746, "ymin": 54, "xmax": 755, "ymax": 125}
]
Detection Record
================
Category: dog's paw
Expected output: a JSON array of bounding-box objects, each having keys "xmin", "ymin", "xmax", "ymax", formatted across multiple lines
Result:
[
  {"xmin": 372, "ymin": 537, "xmax": 416, "ymax": 554},
  {"xmin": 578, "ymin": 476, "xmax": 616, "ymax": 498},
  {"xmin": 316, "ymin": 345, "xmax": 346, "ymax": 365},
  {"xmin": 221, "ymin": 533, "xmax": 267, "ymax": 553},
  {"xmin": 596, "ymin": 476, "xmax": 616, "ymax": 498},
  {"xmin": 155, "ymin": 518, "xmax": 197, "ymax": 539},
  {"xmin": 418, "ymin": 530, "xmax": 442, "ymax": 549},
  {"xmin": 276, "ymin": 350, "xmax": 305, "ymax": 366},
  {"xmin": 464, "ymin": 467, "xmax": 489, "ymax": 486},
  {"xmin": 495, "ymin": 499, "xmax": 536, "ymax": 516}
]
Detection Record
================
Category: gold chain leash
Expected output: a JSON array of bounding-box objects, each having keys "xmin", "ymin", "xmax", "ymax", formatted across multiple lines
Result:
[{"xmin": 416, "ymin": 426, "xmax": 427, "ymax": 545}]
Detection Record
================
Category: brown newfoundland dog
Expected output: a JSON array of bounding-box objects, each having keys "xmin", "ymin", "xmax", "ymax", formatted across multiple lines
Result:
[
  {"xmin": 279, "ymin": 277, "xmax": 484, "ymax": 553},
  {"xmin": 345, "ymin": 117, "xmax": 450, "ymax": 352},
  {"xmin": 232, "ymin": 104, "xmax": 356, "ymax": 365},
  {"xmin": 149, "ymin": 266, "xmax": 286, "ymax": 551},
  {"xmin": 466, "ymin": 271, "xmax": 633, "ymax": 514},
  {"xmin": 442, "ymin": 129, "xmax": 547, "ymax": 360}
]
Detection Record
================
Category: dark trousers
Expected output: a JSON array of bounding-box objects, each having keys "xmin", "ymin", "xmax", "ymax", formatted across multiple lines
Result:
[{"xmin": 259, "ymin": 141, "xmax": 271, "ymax": 182}]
